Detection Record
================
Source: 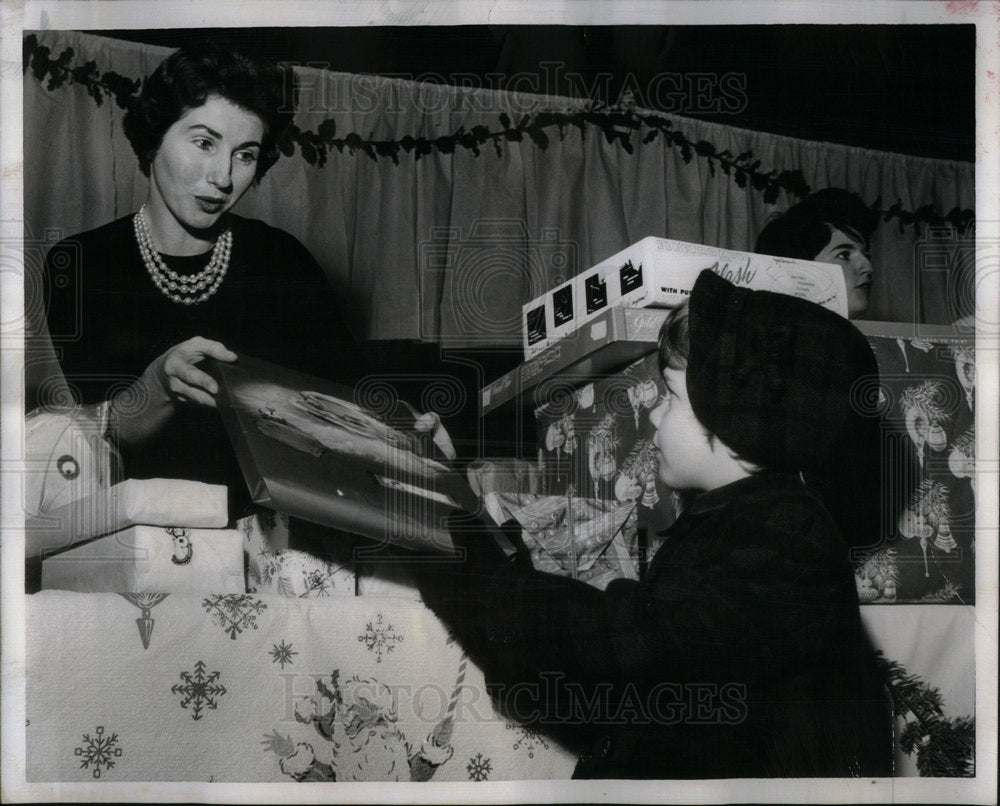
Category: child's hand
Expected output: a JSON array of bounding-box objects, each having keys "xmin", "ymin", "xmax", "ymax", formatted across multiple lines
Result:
[
  {"xmin": 401, "ymin": 401, "xmax": 457, "ymax": 461},
  {"xmin": 414, "ymin": 410, "xmax": 456, "ymax": 460}
]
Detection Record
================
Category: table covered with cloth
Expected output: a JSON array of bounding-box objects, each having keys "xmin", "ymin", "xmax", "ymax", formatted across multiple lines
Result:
[
  {"xmin": 24, "ymin": 590, "xmax": 577, "ymax": 783},
  {"xmin": 25, "ymin": 589, "xmax": 974, "ymax": 782}
]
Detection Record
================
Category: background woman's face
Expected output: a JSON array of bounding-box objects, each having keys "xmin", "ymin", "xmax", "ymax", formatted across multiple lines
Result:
[
  {"xmin": 149, "ymin": 95, "xmax": 264, "ymax": 235},
  {"xmin": 813, "ymin": 226, "xmax": 874, "ymax": 318}
]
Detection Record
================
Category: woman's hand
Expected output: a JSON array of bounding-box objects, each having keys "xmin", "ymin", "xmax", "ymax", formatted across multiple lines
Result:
[
  {"xmin": 109, "ymin": 337, "xmax": 237, "ymax": 448},
  {"xmin": 151, "ymin": 337, "xmax": 238, "ymax": 408}
]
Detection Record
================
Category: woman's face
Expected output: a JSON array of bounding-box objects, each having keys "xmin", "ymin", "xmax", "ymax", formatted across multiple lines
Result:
[
  {"xmin": 149, "ymin": 95, "xmax": 264, "ymax": 240},
  {"xmin": 813, "ymin": 226, "xmax": 874, "ymax": 319}
]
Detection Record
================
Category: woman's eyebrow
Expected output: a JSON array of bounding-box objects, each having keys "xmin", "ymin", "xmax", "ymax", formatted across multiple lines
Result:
[
  {"xmin": 186, "ymin": 123, "xmax": 261, "ymax": 149},
  {"xmin": 186, "ymin": 123, "xmax": 222, "ymax": 138}
]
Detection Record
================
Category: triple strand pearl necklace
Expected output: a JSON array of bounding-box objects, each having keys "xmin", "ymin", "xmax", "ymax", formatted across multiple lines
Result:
[{"xmin": 134, "ymin": 204, "xmax": 233, "ymax": 305}]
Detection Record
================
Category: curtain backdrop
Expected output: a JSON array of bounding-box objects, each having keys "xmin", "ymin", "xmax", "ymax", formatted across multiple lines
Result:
[{"xmin": 23, "ymin": 30, "xmax": 976, "ymax": 347}]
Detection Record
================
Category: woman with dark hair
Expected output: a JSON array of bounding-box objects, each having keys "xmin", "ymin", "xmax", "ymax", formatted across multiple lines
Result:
[
  {"xmin": 41, "ymin": 45, "xmax": 362, "ymax": 502},
  {"xmin": 754, "ymin": 188, "xmax": 880, "ymax": 319}
]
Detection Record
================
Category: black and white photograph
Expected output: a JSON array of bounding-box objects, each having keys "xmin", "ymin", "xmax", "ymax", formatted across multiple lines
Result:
[{"xmin": 2, "ymin": 1, "xmax": 997, "ymax": 803}]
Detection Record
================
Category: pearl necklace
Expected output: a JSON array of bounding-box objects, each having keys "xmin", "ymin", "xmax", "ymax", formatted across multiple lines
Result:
[{"xmin": 134, "ymin": 204, "xmax": 232, "ymax": 305}]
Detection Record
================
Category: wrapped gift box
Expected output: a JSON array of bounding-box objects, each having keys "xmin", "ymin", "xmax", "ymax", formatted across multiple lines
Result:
[
  {"xmin": 530, "ymin": 327, "xmax": 976, "ymax": 603},
  {"xmin": 241, "ymin": 510, "xmax": 357, "ymax": 597},
  {"xmin": 41, "ymin": 525, "xmax": 244, "ymax": 593},
  {"xmin": 485, "ymin": 306, "xmax": 671, "ymax": 414},
  {"xmin": 27, "ymin": 478, "xmax": 228, "ymax": 559},
  {"xmin": 506, "ymin": 495, "xmax": 640, "ymax": 590}
]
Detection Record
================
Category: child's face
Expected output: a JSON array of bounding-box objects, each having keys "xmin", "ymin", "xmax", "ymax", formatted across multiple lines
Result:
[{"xmin": 649, "ymin": 367, "xmax": 720, "ymax": 492}]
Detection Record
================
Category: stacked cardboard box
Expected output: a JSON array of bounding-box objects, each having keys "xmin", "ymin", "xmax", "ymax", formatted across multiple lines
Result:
[{"xmin": 521, "ymin": 236, "xmax": 847, "ymax": 358}]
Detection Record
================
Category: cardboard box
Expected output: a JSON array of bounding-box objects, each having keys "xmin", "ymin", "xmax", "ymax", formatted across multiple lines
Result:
[
  {"xmin": 41, "ymin": 525, "xmax": 245, "ymax": 593},
  {"xmin": 601, "ymin": 236, "xmax": 848, "ymax": 315},
  {"xmin": 521, "ymin": 297, "xmax": 550, "ymax": 359},
  {"xmin": 483, "ymin": 306, "xmax": 670, "ymax": 415},
  {"xmin": 578, "ymin": 260, "xmax": 620, "ymax": 326},
  {"xmin": 548, "ymin": 276, "xmax": 580, "ymax": 343},
  {"xmin": 520, "ymin": 236, "xmax": 850, "ymax": 353}
]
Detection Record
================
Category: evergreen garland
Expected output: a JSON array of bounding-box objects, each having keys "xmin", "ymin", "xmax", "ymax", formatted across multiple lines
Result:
[
  {"xmin": 23, "ymin": 33, "xmax": 974, "ymax": 233},
  {"xmin": 876, "ymin": 653, "xmax": 976, "ymax": 777}
]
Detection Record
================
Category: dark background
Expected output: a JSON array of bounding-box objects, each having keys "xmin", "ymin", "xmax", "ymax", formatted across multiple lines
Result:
[
  {"xmin": 94, "ymin": 25, "xmax": 976, "ymax": 459},
  {"xmin": 100, "ymin": 25, "xmax": 975, "ymax": 162}
]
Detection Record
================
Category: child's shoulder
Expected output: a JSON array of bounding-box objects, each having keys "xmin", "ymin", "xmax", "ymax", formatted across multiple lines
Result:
[{"xmin": 706, "ymin": 473, "xmax": 841, "ymax": 554}]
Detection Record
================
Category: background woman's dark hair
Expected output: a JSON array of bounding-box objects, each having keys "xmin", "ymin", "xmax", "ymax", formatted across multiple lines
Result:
[
  {"xmin": 123, "ymin": 44, "xmax": 295, "ymax": 182},
  {"xmin": 754, "ymin": 188, "xmax": 880, "ymax": 260}
]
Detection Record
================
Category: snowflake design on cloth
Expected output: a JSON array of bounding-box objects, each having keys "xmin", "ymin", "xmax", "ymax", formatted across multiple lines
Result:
[
  {"xmin": 506, "ymin": 722, "xmax": 550, "ymax": 758},
  {"xmin": 202, "ymin": 594, "xmax": 267, "ymax": 639},
  {"xmin": 270, "ymin": 639, "xmax": 298, "ymax": 668},
  {"xmin": 357, "ymin": 613, "xmax": 403, "ymax": 662},
  {"xmin": 467, "ymin": 752, "xmax": 492, "ymax": 780},
  {"xmin": 301, "ymin": 567, "xmax": 338, "ymax": 597},
  {"xmin": 171, "ymin": 660, "xmax": 227, "ymax": 721},
  {"xmin": 74, "ymin": 725, "xmax": 122, "ymax": 778}
]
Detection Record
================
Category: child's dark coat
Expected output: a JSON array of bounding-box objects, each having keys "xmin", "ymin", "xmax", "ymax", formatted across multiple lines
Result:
[{"xmin": 417, "ymin": 472, "xmax": 893, "ymax": 779}]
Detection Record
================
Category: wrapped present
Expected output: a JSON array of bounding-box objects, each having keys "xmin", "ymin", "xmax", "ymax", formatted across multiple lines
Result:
[
  {"xmin": 27, "ymin": 478, "xmax": 228, "ymax": 560},
  {"xmin": 466, "ymin": 458, "xmax": 541, "ymax": 525},
  {"xmin": 247, "ymin": 547, "xmax": 356, "ymax": 598},
  {"xmin": 241, "ymin": 510, "xmax": 355, "ymax": 597},
  {"xmin": 41, "ymin": 525, "xmax": 244, "ymax": 593},
  {"xmin": 239, "ymin": 509, "xmax": 291, "ymax": 557},
  {"xmin": 24, "ymin": 404, "xmax": 115, "ymax": 519},
  {"xmin": 507, "ymin": 495, "xmax": 639, "ymax": 589}
]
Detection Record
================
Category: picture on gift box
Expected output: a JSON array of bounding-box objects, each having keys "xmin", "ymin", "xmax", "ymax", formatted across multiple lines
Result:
[
  {"xmin": 525, "ymin": 303, "xmax": 547, "ymax": 345},
  {"xmin": 584, "ymin": 272, "xmax": 608, "ymax": 314},
  {"xmin": 232, "ymin": 377, "xmax": 447, "ymax": 479},
  {"xmin": 551, "ymin": 283, "xmax": 575, "ymax": 326},
  {"xmin": 618, "ymin": 258, "xmax": 643, "ymax": 293},
  {"xmin": 212, "ymin": 354, "xmax": 474, "ymax": 552}
]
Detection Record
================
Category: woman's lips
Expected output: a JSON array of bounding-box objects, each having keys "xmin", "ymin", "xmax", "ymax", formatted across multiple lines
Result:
[{"xmin": 195, "ymin": 196, "xmax": 226, "ymax": 212}]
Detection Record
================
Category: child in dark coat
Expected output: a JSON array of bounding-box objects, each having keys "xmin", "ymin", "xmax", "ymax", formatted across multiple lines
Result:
[{"xmin": 414, "ymin": 270, "xmax": 894, "ymax": 778}]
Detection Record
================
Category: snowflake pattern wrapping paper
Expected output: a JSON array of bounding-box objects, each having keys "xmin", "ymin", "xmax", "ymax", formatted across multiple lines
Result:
[{"xmin": 25, "ymin": 591, "xmax": 577, "ymax": 782}]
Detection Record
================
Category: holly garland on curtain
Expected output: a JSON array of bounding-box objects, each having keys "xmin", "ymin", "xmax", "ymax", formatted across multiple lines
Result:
[
  {"xmin": 23, "ymin": 32, "xmax": 975, "ymax": 230},
  {"xmin": 23, "ymin": 30, "xmax": 976, "ymax": 343}
]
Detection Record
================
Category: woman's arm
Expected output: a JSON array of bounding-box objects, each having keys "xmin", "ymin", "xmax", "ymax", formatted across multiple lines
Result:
[{"xmin": 108, "ymin": 336, "xmax": 236, "ymax": 448}]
